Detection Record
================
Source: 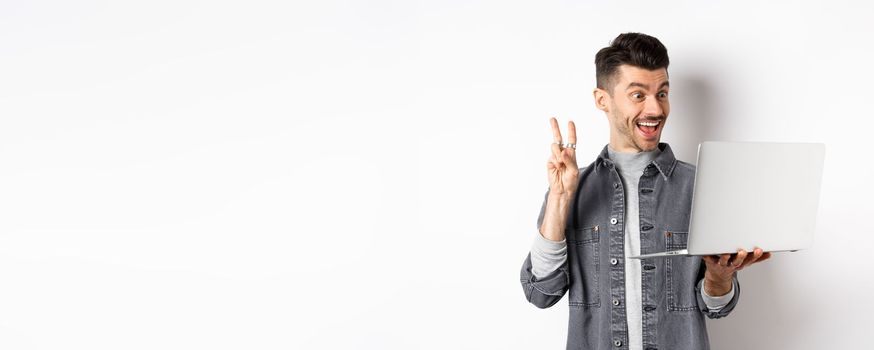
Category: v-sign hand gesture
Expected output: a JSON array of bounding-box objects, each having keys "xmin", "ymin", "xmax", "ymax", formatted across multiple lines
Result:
[{"xmin": 547, "ymin": 117, "xmax": 580, "ymax": 197}]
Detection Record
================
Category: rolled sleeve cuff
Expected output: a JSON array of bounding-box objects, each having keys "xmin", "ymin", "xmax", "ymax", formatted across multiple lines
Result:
[
  {"xmin": 530, "ymin": 233, "xmax": 567, "ymax": 279},
  {"xmin": 700, "ymin": 279, "xmax": 735, "ymax": 311},
  {"xmin": 695, "ymin": 275, "xmax": 740, "ymax": 319}
]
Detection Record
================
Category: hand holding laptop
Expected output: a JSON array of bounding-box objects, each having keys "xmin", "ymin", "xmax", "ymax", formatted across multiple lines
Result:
[{"xmin": 701, "ymin": 247, "xmax": 772, "ymax": 296}]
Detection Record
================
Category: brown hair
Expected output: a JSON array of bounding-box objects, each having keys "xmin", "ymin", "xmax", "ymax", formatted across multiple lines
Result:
[{"xmin": 595, "ymin": 33, "xmax": 669, "ymax": 94}]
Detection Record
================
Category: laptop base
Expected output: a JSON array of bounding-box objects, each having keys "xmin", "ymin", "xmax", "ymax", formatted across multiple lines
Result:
[{"xmin": 628, "ymin": 250, "xmax": 689, "ymax": 259}]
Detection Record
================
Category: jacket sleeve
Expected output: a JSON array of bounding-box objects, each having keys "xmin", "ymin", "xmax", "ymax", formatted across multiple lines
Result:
[
  {"xmin": 520, "ymin": 188, "xmax": 570, "ymax": 309},
  {"xmin": 521, "ymin": 252, "xmax": 570, "ymax": 308},
  {"xmin": 694, "ymin": 262, "xmax": 741, "ymax": 319}
]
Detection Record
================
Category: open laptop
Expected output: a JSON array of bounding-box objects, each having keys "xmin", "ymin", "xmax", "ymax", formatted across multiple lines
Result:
[{"xmin": 629, "ymin": 141, "xmax": 825, "ymax": 259}]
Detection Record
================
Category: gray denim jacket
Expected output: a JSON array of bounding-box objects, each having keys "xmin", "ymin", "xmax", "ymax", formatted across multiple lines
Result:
[{"xmin": 520, "ymin": 143, "xmax": 740, "ymax": 350}]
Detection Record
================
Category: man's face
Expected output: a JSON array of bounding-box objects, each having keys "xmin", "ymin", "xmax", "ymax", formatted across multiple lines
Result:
[{"xmin": 595, "ymin": 65, "xmax": 670, "ymax": 152}]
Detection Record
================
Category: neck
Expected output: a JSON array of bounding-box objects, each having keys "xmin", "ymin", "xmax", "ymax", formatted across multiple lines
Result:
[{"xmin": 607, "ymin": 143, "xmax": 661, "ymax": 174}]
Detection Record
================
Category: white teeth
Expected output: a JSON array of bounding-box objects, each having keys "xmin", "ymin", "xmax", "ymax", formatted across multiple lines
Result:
[{"xmin": 638, "ymin": 121, "xmax": 659, "ymax": 127}]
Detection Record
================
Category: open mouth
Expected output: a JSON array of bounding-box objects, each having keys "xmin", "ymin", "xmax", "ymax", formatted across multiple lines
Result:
[{"xmin": 636, "ymin": 119, "xmax": 661, "ymax": 139}]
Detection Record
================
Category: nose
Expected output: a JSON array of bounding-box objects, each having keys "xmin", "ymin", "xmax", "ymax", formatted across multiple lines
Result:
[{"xmin": 643, "ymin": 94, "xmax": 663, "ymax": 118}]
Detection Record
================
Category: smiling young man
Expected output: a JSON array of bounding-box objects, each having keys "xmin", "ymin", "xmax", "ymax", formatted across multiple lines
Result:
[{"xmin": 520, "ymin": 33, "xmax": 770, "ymax": 350}]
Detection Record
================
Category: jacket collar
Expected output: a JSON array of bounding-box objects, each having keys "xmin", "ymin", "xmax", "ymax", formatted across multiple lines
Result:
[{"xmin": 596, "ymin": 142, "xmax": 678, "ymax": 180}]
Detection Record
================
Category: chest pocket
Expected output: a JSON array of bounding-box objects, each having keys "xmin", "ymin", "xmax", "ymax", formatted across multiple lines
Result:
[
  {"xmin": 566, "ymin": 225, "xmax": 601, "ymax": 308},
  {"xmin": 664, "ymin": 230, "xmax": 701, "ymax": 311}
]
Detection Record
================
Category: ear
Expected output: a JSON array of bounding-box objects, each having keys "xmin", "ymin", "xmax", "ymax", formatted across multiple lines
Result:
[{"xmin": 593, "ymin": 87, "xmax": 610, "ymax": 113}]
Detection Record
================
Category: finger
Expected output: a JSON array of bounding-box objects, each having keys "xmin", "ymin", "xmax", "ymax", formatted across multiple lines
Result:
[
  {"xmin": 548, "ymin": 154, "xmax": 560, "ymax": 170},
  {"xmin": 753, "ymin": 247, "xmax": 764, "ymax": 256},
  {"xmin": 564, "ymin": 121, "xmax": 578, "ymax": 163},
  {"xmin": 746, "ymin": 250, "xmax": 763, "ymax": 267},
  {"xmin": 757, "ymin": 252, "xmax": 772, "ymax": 263},
  {"xmin": 563, "ymin": 148, "xmax": 579, "ymax": 169},
  {"xmin": 561, "ymin": 144, "xmax": 576, "ymax": 162},
  {"xmin": 731, "ymin": 249, "xmax": 748, "ymax": 268},
  {"xmin": 737, "ymin": 248, "xmax": 763, "ymax": 270},
  {"xmin": 550, "ymin": 117, "xmax": 563, "ymax": 144},
  {"xmin": 568, "ymin": 120, "xmax": 577, "ymax": 145},
  {"xmin": 702, "ymin": 255, "xmax": 718, "ymax": 265},
  {"xmin": 748, "ymin": 247, "xmax": 764, "ymax": 264},
  {"xmin": 718, "ymin": 254, "xmax": 731, "ymax": 267},
  {"xmin": 551, "ymin": 142, "xmax": 564, "ymax": 161}
]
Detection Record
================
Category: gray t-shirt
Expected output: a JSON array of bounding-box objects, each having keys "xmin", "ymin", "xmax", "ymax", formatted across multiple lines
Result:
[{"xmin": 608, "ymin": 145, "xmax": 659, "ymax": 350}]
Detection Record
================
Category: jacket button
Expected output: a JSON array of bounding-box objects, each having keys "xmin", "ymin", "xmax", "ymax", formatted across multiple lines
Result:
[
  {"xmin": 614, "ymin": 182, "xmax": 620, "ymax": 189},
  {"xmin": 614, "ymin": 340, "xmax": 622, "ymax": 347},
  {"xmin": 610, "ymin": 258, "xmax": 618, "ymax": 265},
  {"xmin": 610, "ymin": 218, "xmax": 618, "ymax": 225},
  {"xmin": 612, "ymin": 299, "xmax": 620, "ymax": 306}
]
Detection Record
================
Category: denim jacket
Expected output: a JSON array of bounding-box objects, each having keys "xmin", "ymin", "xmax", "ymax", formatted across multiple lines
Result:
[{"xmin": 520, "ymin": 143, "xmax": 740, "ymax": 350}]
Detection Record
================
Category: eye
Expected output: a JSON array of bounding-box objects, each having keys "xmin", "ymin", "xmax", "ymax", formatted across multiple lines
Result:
[
  {"xmin": 658, "ymin": 91, "xmax": 668, "ymax": 98},
  {"xmin": 631, "ymin": 92, "xmax": 644, "ymax": 100}
]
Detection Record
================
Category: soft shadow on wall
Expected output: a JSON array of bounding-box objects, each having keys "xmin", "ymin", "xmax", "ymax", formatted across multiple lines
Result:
[{"xmin": 665, "ymin": 75, "xmax": 717, "ymax": 164}]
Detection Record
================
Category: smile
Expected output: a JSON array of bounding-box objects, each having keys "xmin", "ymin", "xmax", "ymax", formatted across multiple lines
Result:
[{"xmin": 636, "ymin": 120, "xmax": 661, "ymax": 138}]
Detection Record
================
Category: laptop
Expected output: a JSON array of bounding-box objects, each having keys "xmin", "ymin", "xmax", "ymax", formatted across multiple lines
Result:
[{"xmin": 629, "ymin": 141, "xmax": 825, "ymax": 259}]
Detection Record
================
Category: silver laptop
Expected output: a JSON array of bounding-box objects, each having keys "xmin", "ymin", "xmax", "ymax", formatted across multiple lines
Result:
[{"xmin": 630, "ymin": 141, "xmax": 825, "ymax": 259}]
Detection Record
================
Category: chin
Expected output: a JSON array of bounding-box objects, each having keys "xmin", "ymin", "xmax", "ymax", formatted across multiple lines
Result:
[{"xmin": 638, "ymin": 140, "xmax": 660, "ymax": 151}]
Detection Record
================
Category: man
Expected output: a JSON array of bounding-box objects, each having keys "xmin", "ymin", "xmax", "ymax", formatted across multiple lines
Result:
[{"xmin": 520, "ymin": 32, "xmax": 770, "ymax": 350}]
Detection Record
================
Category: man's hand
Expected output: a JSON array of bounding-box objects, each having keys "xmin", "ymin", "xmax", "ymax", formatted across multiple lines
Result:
[
  {"xmin": 538, "ymin": 117, "xmax": 580, "ymax": 242},
  {"xmin": 547, "ymin": 117, "xmax": 580, "ymax": 197},
  {"xmin": 701, "ymin": 248, "xmax": 772, "ymax": 296}
]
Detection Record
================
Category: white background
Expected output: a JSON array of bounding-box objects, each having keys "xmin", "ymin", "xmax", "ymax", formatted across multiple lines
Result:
[{"xmin": 1, "ymin": 1, "xmax": 871, "ymax": 349}]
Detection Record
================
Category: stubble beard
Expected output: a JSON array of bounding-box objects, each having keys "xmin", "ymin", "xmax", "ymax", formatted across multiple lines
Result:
[
  {"xmin": 615, "ymin": 117, "xmax": 658, "ymax": 153},
  {"xmin": 609, "ymin": 103, "xmax": 662, "ymax": 152}
]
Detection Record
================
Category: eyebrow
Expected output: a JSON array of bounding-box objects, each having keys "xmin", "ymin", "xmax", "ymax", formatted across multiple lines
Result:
[{"xmin": 626, "ymin": 81, "xmax": 670, "ymax": 90}]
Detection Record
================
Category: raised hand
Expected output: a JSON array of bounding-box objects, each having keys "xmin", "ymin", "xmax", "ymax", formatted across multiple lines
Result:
[{"xmin": 547, "ymin": 117, "xmax": 580, "ymax": 197}]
